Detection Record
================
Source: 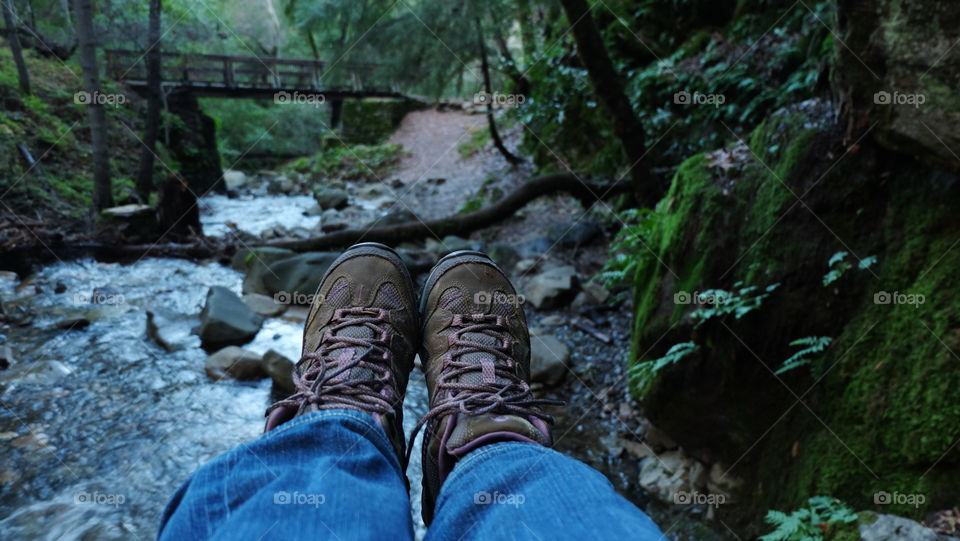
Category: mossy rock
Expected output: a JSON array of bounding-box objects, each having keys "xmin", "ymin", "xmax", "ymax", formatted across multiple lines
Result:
[{"xmin": 626, "ymin": 99, "xmax": 960, "ymax": 535}]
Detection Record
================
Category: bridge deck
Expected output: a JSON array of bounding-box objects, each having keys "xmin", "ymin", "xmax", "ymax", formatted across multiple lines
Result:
[{"xmin": 104, "ymin": 49, "xmax": 403, "ymax": 99}]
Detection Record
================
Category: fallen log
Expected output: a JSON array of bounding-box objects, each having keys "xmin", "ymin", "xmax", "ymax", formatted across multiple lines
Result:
[
  {"xmin": 25, "ymin": 173, "xmax": 628, "ymax": 261},
  {"xmin": 263, "ymin": 173, "xmax": 627, "ymax": 251}
]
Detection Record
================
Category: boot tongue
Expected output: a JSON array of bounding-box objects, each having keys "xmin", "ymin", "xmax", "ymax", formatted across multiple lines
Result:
[
  {"xmin": 445, "ymin": 413, "xmax": 549, "ymax": 455},
  {"xmin": 326, "ymin": 323, "xmax": 376, "ymax": 381}
]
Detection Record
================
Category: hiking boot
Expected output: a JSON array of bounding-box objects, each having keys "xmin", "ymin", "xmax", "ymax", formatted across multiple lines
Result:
[
  {"xmin": 410, "ymin": 250, "xmax": 562, "ymax": 524},
  {"xmin": 265, "ymin": 242, "xmax": 419, "ymax": 460}
]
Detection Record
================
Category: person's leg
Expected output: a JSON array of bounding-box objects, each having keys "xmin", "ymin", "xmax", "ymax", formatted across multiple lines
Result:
[
  {"xmin": 425, "ymin": 441, "xmax": 663, "ymax": 540},
  {"xmin": 160, "ymin": 243, "xmax": 421, "ymax": 540},
  {"xmin": 413, "ymin": 250, "xmax": 664, "ymax": 538},
  {"xmin": 159, "ymin": 409, "xmax": 413, "ymax": 541}
]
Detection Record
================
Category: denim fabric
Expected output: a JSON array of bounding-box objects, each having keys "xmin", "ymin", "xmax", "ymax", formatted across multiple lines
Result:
[{"xmin": 159, "ymin": 410, "xmax": 663, "ymax": 540}]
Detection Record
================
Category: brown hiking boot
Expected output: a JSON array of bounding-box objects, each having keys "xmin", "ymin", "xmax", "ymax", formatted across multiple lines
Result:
[
  {"xmin": 265, "ymin": 242, "xmax": 419, "ymax": 460},
  {"xmin": 410, "ymin": 250, "xmax": 562, "ymax": 524}
]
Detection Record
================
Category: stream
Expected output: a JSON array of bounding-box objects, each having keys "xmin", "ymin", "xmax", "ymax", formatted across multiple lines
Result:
[{"xmin": 0, "ymin": 197, "xmax": 430, "ymax": 540}]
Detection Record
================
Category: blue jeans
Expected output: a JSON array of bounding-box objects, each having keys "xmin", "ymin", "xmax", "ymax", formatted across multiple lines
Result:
[{"xmin": 159, "ymin": 410, "xmax": 664, "ymax": 540}]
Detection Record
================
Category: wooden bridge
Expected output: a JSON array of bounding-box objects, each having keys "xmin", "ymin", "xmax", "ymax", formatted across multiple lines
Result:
[{"xmin": 104, "ymin": 49, "xmax": 404, "ymax": 100}]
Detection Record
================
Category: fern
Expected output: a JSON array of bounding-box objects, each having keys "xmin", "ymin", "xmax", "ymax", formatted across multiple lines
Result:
[
  {"xmin": 776, "ymin": 336, "xmax": 832, "ymax": 375},
  {"xmin": 760, "ymin": 496, "xmax": 857, "ymax": 541},
  {"xmin": 823, "ymin": 251, "xmax": 877, "ymax": 286},
  {"xmin": 690, "ymin": 281, "xmax": 780, "ymax": 325},
  {"xmin": 629, "ymin": 341, "xmax": 698, "ymax": 384}
]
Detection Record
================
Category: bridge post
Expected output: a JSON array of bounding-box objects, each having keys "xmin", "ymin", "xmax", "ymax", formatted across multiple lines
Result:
[
  {"xmin": 329, "ymin": 98, "xmax": 343, "ymax": 129},
  {"xmin": 223, "ymin": 58, "xmax": 234, "ymax": 88}
]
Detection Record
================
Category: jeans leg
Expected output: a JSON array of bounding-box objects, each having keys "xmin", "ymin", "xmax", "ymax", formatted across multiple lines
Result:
[
  {"xmin": 426, "ymin": 442, "xmax": 664, "ymax": 541},
  {"xmin": 159, "ymin": 410, "xmax": 413, "ymax": 541}
]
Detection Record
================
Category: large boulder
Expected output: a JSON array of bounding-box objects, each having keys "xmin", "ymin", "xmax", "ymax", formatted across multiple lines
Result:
[
  {"xmin": 196, "ymin": 286, "xmax": 263, "ymax": 349},
  {"xmin": 261, "ymin": 252, "xmax": 339, "ymax": 303},
  {"xmin": 204, "ymin": 346, "xmax": 266, "ymax": 381},
  {"xmin": 146, "ymin": 309, "xmax": 200, "ymax": 352},
  {"xmin": 312, "ymin": 185, "xmax": 349, "ymax": 210},
  {"xmin": 859, "ymin": 513, "xmax": 959, "ymax": 541},
  {"xmin": 838, "ymin": 1, "xmax": 960, "ymax": 172}
]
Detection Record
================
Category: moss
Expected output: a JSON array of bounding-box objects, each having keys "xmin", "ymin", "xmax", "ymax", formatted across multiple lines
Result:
[{"xmin": 341, "ymin": 97, "xmax": 425, "ymax": 144}]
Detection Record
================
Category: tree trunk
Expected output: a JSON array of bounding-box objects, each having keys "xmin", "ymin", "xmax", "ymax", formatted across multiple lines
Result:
[
  {"xmin": 558, "ymin": 0, "xmax": 659, "ymax": 204},
  {"xmin": 135, "ymin": 0, "xmax": 162, "ymax": 201},
  {"xmin": 74, "ymin": 0, "xmax": 113, "ymax": 211},
  {"xmin": 476, "ymin": 17, "xmax": 522, "ymax": 166},
  {"xmin": 2, "ymin": 0, "xmax": 31, "ymax": 95}
]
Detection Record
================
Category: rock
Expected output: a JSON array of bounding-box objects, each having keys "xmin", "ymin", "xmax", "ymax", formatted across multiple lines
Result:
[
  {"xmin": 582, "ymin": 281, "xmax": 611, "ymax": 303},
  {"xmin": 223, "ymin": 169, "xmax": 248, "ymax": 190},
  {"xmin": 54, "ymin": 281, "xmax": 66, "ymax": 294},
  {"xmin": 204, "ymin": 346, "xmax": 267, "ymax": 381},
  {"xmin": 571, "ymin": 291, "xmax": 592, "ymax": 310},
  {"xmin": 640, "ymin": 418, "xmax": 678, "ymax": 451},
  {"xmin": 426, "ymin": 235, "xmax": 475, "ymax": 255},
  {"xmin": 0, "ymin": 344, "xmax": 15, "ymax": 370},
  {"xmin": 548, "ymin": 220, "xmax": 603, "ymax": 248},
  {"xmin": 261, "ymin": 252, "xmax": 340, "ymax": 301},
  {"xmin": 146, "ymin": 309, "xmax": 200, "ymax": 352},
  {"xmin": 196, "ymin": 286, "xmax": 263, "ymax": 349},
  {"xmin": 530, "ymin": 334, "xmax": 569, "ymax": 385},
  {"xmin": 638, "ymin": 449, "xmax": 708, "ymax": 504},
  {"xmin": 860, "ymin": 513, "xmax": 959, "ymax": 541},
  {"xmin": 523, "ymin": 266, "xmax": 579, "ymax": 309},
  {"xmin": 368, "ymin": 208, "xmax": 417, "ymax": 227},
  {"xmin": 312, "ymin": 185, "xmax": 349, "ymax": 210},
  {"xmin": 262, "ymin": 349, "xmax": 296, "ymax": 393},
  {"xmin": 232, "ymin": 247, "xmax": 297, "ymax": 272},
  {"xmin": 487, "ymin": 243, "xmax": 521, "ymax": 270},
  {"xmin": 0, "ymin": 360, "xmax": 73, "ymax": 385},
  {"xmin": 267, "ymin": 175, "xmax": 295, "ymax": 194},
  {"xmin": 521, "ymin": 237, "xmax": 553, "ymax": 257},
  {"xmin": 54, "ymin": 316, "xmax": 91, "ymax": 330},
  {"xmin": 426, "ymin": 177, "xmax": 446, "ymax": 185},
  {"xmin": 303, "ymin": 204, "xmax": 324, "ymax": 217},
  {"xmin": 514, "ymin": 258, "xmax": 538, "ymax": 274},
  {"xmin": 539, "ymin": 315, "xmax": 565, "ymax": 326},
  {"xmin": 243, "ymin": 293, "xmax": 285, "ymax": 317},
  {"xmin": 100, "ymin": 204, "xmax": 158, "ymax": 242}
]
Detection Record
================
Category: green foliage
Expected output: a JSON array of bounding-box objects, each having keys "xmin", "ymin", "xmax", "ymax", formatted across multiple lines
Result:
[
  {"xmin": 629, "ymin": 341, "xmax": 698, "ymax": 387},
  {"xmin": 776, "ymin": 336, "xmax": 833, "ymax": 375},
  {"xmin": 286, "ymin": 142, "xmax": 405, "ymax": 181},
  {"xmin": 690, "ymin": 281, "xmax": 781, "ymax": 325},
  {"xmin": 823, "ymin": 252, "xmax": 877, "ymax": 286},
  {"xmin": 458, "ymin": 174, "xmax": 504, "ymax": 214},
  {"xmin": 600, "ymin": 208, "xmax": 658, "ymax": 290},
  {"xmin": 458, "ymin": 126, "xmax": 491, "ymax": 159},
  {"xmin": 760, "ymin": 496, "xmax": 857, "ymax": 541}
]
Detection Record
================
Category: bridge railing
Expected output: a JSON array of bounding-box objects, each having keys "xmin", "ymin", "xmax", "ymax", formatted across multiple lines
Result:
[{"xmin": 104, "ymin": 49, "xmax": 393, "ymax": 93}]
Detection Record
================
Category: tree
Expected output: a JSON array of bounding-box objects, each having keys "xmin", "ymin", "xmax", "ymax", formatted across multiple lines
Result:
[
  {"xmin": 558, "ymin": 0, "xmax": 659, "ymax": 204},
  {"xmin": 2, "ymin": 0, "xmax": 31, "ymax": 95},
  {"xmin": 475, "ymin": 15, "xmax": 521, "ymax": 166},
  {"xmin": 135, "ymin": 0, "xmax": 162, "ymax": 201},
  {"xmin": 74, "ymin": 0, "xmax": 113, "ymax": 211}
]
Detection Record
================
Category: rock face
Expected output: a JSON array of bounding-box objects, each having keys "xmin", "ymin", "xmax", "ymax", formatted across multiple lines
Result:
[
  {"xmin": 625, "ymin": 102, "xmax": 958, "ymax": 522},
  {"xmin": 196, "ymin": 287, "xmax": 263, "ymax": 349},
  {"xmin": 261, "ymin": 252, "xmax": 339, "ymax": 302},
  {"xmin": 204, "ymin": 346, "xmax": 266, "ymax": 381},
  {"xmin": 262, "ymin": 349, "xmax": 296, "ymax": 393},
  {"xmin": 838, "ymin": 1, "xmax": 960, "ymax": 172},
  {"xmin": 529, "ymin": 333, "xmax": 569, "ymax": 385},
  {"xmin": 522, "ymin": 266, "xmax": 579, "ymax": 309}
]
